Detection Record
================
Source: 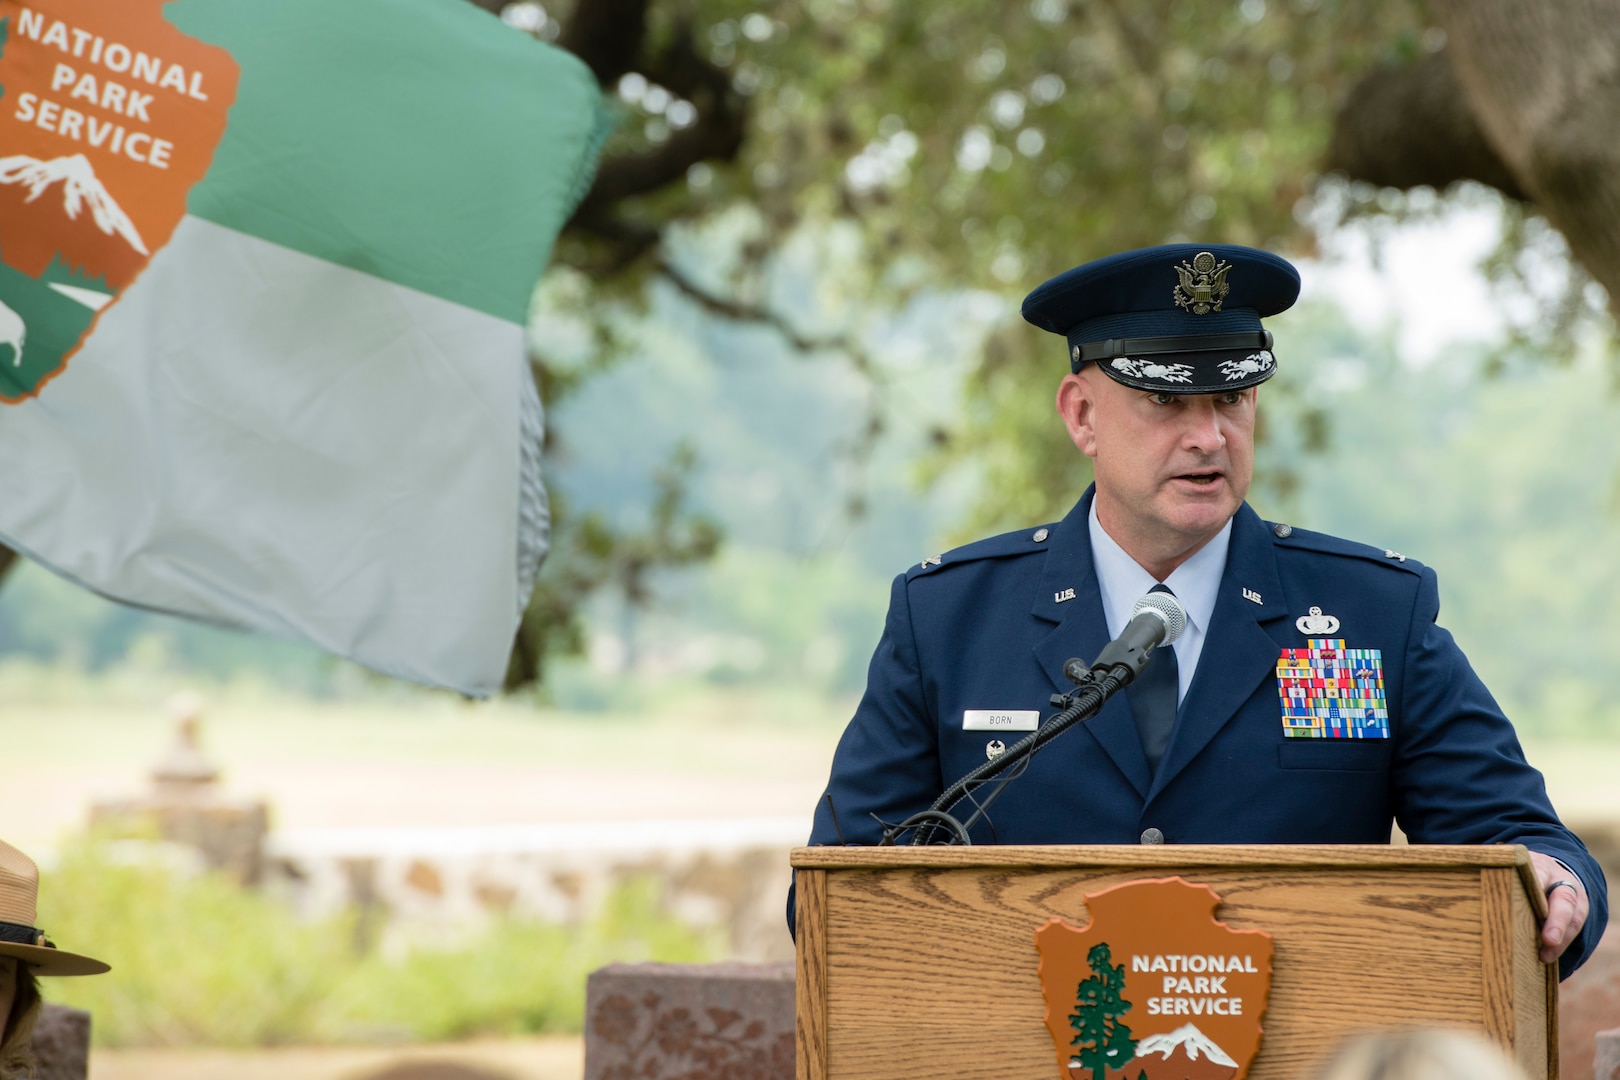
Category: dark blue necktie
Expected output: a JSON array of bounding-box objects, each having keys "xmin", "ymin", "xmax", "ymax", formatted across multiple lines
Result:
[{"xmin": 1126, "ymin": 583, "xmax": 1180, "ymax": 775}]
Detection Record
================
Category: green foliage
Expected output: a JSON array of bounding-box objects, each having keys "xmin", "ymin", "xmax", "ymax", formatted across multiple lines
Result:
[
  {"xmin": 38, "ymin": 837, "xmax": 718, "ymax": 1047},
  {"xmin": 1068, "ymin": 941, "xmax": 1136, "ymax": 1080},
  {"xmin": 39, "ymin": 834, "xmax": 352, "ymax": 1047},
  {"xmin": 544, "ymin": 0, "xmax": 1440, "ymax": 542},
  {"xmin": 326, "ymin": 878, "xmax": 718, "ymax": 1043},
  {"xmin": 632, "ymin": 0, "xmax": 1430, "ymax": 530},
  {"xmin": 520, "ymin": 0, "xmax": 1447, "ymax": 684}
]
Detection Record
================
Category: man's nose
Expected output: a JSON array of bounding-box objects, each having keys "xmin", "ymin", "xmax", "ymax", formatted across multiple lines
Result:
[{"xmin": 1183, "ymin": 401, "xmax": 1226, "ymax": 452}]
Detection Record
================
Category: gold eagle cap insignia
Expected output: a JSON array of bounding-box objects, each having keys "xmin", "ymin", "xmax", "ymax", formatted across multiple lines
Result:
[{"xmin": 1173, "ymin": 250, "xmax": 1232, "ymax": 314}]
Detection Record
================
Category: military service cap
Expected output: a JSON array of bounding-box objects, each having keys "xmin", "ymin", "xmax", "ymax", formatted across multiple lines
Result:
[{"xmin": 1021, "ymin": 243, "xmax": 1301, "ymax": 393}]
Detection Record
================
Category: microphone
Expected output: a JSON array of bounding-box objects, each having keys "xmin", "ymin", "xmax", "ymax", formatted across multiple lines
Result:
[
  {"xmin": 1086, "ymin": 590, "xmax": 1188, "ymax": 684},
  {"xmin": 888, "ymin": 589, "xmax": 1190, "ymax": 846}
]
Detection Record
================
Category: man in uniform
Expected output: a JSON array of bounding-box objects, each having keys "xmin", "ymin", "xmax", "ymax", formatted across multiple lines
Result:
[{"xmin": 800, "ymin": 243, "xmax": 1607, "ymax": 977}]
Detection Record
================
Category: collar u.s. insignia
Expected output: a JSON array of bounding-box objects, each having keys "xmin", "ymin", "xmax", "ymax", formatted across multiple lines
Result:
[{"xmin": 1173, "ymin": 250, "xmax": 1231, "ymax": 314}]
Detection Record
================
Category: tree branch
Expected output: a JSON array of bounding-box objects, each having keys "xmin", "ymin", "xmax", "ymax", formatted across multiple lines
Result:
[
  {"xmin": 574, "ymin": 23, "xmax": 748, "ymax": 208},
  {"xmin": 654, "ymin": 253, "xmax": 888, "ymax": 523},
  {"xmin": 565, "ymin": 208, "xmax": 663, "ymax": 275},
  {"xmin": 1434, "ymin": 0, "xmax": 1620, "ymax": 310},
  {"xmin": 655, "ymin": 254, "xmax": 858, "ymax": 358},
  {"xmin": 1324, "ymin": 51, "xmax": 1526, "ymax": 199},
  {"xmin": 559, "ymin": 15, "xmax": 749, "ymax": 273},
  {"xmin": 558, "ymin": 0, "xmax": 651, "ymax": 86}
]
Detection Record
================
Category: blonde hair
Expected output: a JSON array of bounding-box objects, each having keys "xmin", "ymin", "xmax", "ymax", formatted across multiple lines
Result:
[
  {"xmin": 0, "ymin": 965, "xmax": 40, "ymax": 1080},
  {"xmin": 1316, "ymin": 1029, "xmax": 1530, "ymax": 1080}
]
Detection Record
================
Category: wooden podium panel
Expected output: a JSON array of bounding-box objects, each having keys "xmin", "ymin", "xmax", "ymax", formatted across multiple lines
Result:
[{"xmin": 793, "ymin": 846, "xmax": 1555, "ymax": 1080}]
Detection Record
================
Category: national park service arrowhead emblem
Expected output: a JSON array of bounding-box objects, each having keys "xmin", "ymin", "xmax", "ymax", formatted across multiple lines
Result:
[
  {"xmin": 1035, "ymin": 878, "xmax": 1274, "ymax": 1080},
  {"xmin": 0, "ymin": 0, "xmax": 240, "ymax": 401}
]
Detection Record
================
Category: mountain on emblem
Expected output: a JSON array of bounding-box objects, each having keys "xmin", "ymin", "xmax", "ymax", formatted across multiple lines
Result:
[
  {"xmin": 0, "ymin": 153, "xmax": 149, "ymax": 255},
  {"xmin": 0, "ymin": 154, "xmax": 149, "ymax": 255},
  {"xmin": 1135, "ymin": 1022, "xmax": 1239, "ymax": 1080}
]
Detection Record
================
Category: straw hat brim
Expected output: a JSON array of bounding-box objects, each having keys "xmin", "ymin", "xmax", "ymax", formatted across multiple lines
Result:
[{"xmin": 0, "ymin": 941, "xmax": 109, "ymax": 977}]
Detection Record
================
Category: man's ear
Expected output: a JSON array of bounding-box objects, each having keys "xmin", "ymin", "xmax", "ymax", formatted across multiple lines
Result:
[{"xmin": 1056, "ymin": 371, "xmax": 1100, "ymax": 458}]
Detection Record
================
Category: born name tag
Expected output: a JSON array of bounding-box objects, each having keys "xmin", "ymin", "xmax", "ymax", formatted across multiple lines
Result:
[{"xmin": 962, "ymin": 710, "xmax": 1040, "ymax": 731}]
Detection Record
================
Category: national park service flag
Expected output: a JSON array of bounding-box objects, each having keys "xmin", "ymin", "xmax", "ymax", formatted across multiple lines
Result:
[{"xmin": 0, "ymin": 0, "xmax": 606, "ymax": 694}]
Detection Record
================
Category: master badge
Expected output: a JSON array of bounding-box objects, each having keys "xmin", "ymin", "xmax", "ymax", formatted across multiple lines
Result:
[
  {"xmin": 1294, "ymin": 606, "xmax": 1339, "ymax": 635},
  {"xmin": 1035, "ymin": 878, "xmax": 1273, "ymax": 1080}
]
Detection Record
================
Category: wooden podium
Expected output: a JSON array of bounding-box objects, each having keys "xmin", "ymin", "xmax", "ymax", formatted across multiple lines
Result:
[{"xmin": 793, "ymin": 845, "xmax": 1557, "ymax": 1080}]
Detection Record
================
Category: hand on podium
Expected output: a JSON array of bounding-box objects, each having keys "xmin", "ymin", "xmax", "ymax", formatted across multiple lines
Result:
[{"xmin": 1529, "ymin": 850, "xmax": 1590, "ymax": 964}]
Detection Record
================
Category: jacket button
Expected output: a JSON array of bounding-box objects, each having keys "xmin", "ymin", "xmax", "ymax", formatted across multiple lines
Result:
[
  {"xmin": 1273, "ymin": 523, "xmax": 1293, "ymax": 538},
  {"xmin": 1140, "ymin": 827, "xmax": 1164, "ymax": 845}
]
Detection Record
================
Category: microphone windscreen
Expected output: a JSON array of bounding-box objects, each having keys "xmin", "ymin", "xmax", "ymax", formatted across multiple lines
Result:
[{"xmin": 1132, "ymin": 590, "xmax": 1188, "ymax": 645}]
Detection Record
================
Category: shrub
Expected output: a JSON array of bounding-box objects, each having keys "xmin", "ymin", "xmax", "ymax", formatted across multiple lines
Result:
[
  {"xmin": 38, "ymin": 837, "xmax": 719, "ymax": 1047},
  {"xmin": 39, "ymin": 835, "xmax": 351, "ymax": 1046}
]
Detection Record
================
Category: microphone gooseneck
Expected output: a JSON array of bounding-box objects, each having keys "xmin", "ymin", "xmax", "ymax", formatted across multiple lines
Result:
[{"xmin": 882, "ymin": 588, "xmax": 1190, "ymax": 846}]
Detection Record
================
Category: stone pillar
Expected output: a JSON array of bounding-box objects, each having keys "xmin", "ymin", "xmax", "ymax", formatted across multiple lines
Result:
[
  {"xmin": 30, "ymin": 1004, "xmax": 89, "ymax": 1080},
  {"xmin": 584, "ymin": 961, "xmax": 794, "ymax": 1080},
  {"xmin": 88, "ymin": 694, "xmax": 269, "ymax": 884},
  {"xmin": 1597, "ymin": 1028, "xmax": 1620, "ymax": 1080}
]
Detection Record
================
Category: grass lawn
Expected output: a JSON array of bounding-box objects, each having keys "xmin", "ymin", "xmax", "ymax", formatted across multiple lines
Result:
[{"xmin": 0, "ymin": 668, "xmax": 852, "ymax": 851}]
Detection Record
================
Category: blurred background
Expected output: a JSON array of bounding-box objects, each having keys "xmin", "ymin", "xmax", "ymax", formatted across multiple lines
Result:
[{"xmin": 4, "ymin": 0, "xmax": 1620, "ymax": 1077}]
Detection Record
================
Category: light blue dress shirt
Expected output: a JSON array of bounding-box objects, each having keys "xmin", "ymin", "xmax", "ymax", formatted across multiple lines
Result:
[{"xmin": 1088, "ymin": 499, "xmax": 1232, "ymax": 705}]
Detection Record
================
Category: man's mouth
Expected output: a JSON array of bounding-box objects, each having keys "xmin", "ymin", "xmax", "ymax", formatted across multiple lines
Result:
[{"xmin": 1174, "ymin": 472, "xmax": 1223, "ymax": 487}]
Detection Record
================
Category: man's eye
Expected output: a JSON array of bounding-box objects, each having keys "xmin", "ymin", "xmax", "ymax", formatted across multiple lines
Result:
[
  {"xmin": 1220, "ymin": 392, "xmax": 1244, "ymax": 405},
  {"xmin": 1151, "ymin": 392, "xmax": 1177, "ymax": 405}
]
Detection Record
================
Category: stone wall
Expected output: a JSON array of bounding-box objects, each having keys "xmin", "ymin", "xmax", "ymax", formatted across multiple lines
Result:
[{"xmin": 263, "ymin": 818, "xmax": 806, "ymax": 962}]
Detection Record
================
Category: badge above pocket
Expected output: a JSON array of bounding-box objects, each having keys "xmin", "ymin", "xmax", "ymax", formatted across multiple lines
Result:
[{"xmin": 1277, "ymin": 637, "xmax": 1389, "ymax": 739}]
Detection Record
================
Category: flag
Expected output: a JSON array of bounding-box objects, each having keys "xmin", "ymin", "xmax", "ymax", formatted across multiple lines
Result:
[{"xmin": 0, "ymin": 0, "xmax": 606, "ymax": 694}]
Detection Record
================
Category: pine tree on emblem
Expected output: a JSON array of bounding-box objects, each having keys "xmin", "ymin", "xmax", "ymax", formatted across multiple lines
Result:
[{"xmin": 1068, "ymin": 942, "xmax": 1137, "ymax": 1080}]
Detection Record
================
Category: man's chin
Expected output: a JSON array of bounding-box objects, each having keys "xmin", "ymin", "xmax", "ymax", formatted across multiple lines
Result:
[{"xmin": 1160, "ymin": 490, "xmax": 1240, "ymax": 536}]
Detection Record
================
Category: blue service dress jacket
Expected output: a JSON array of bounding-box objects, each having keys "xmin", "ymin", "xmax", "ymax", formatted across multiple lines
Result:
[{"xmin": 802, "ymin": 487, "xmax": 1608, "ymax": 978}]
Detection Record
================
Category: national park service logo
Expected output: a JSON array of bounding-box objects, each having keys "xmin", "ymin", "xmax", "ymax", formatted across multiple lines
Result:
[
  {"xmin": 1173, "ymin": 251, "xmax": 1231, "ymax": 315},
  {"xmin": 0, "ymin": 0, "xmax": 239, "ymax": 402},
  {"xmin": 1035, "ymin": 878, "xmax": 1273, "ymax": 1080}
]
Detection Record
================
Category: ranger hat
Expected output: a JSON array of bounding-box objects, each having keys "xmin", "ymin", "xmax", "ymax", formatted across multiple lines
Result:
[
  {"xmin": 1021, "ymin": 243, "xmax": 1301, "ymax": 393},
  {"xmin": 0, "ymin": 839, "xmax": 109, "ymax": 976}
]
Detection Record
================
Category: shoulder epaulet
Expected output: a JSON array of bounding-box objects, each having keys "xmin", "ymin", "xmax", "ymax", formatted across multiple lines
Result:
[
  {"xmin": 1266, "ymin": 521, "xmax": 1425, "ymax": 575},
  {"xmin": 906, "ymin": 523, "xmax": 1057, "ymax": 579}
]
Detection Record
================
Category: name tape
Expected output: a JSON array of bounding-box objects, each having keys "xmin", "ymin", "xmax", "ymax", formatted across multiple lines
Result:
[{"xmin": 962, "ymin": 709, "xmax": 1040, "ymax": 731}]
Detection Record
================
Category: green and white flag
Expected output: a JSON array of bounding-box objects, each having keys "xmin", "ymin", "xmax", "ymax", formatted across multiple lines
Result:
[{"xmin": 0, "ymin": 0, "xmax": 605, "ymax": 694}]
